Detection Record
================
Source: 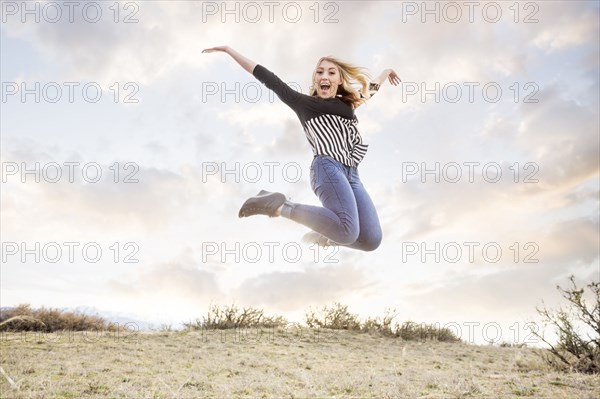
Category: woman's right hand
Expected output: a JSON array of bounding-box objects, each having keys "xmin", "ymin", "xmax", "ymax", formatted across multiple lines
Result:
[
  {"xmin": 202, "ymin": 46, "xmax": 230, "ymax": 53},
  {"xmin": 201, "ymin": 46, "xmax": 257, "ymax": 74}
]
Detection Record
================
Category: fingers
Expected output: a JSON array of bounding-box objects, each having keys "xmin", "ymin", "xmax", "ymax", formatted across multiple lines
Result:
[
  {"xmin": 388, "ymin": 71, "xmax": 401, "ymax": 86},
  {"xmin": 388, "ymin": 76, "xmax": 400, "ymax": 85}
]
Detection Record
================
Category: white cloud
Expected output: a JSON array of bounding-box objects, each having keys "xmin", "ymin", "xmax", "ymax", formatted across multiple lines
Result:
[
  {"xmin": 530, "ymin": 2, "xmax": 599, "ymax": 52},
  {"xmin": 1, "ymin": 1, "xmax": 598, "ymax": 334},
  {"xmin": 232, "ymin": 263, "xmax": 373, "ymax": 312}
]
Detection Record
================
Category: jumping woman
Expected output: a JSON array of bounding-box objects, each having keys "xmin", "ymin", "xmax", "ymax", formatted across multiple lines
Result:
[{"xmin": 202, "ymin": 46, "xmax": 400, "ymax": 252}]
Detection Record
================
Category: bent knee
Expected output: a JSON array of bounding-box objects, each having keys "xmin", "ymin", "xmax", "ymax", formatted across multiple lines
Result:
[
  {"xmin": 358, "ymin": 232, "xmax": 382, "ymax": 252},
  {"xmin": 331, "ymin": 227, "xmax": 360, "ymax": 246},
  {"xmin": 334, "ymin": 233, "xmax": 360, "ymax": 246}
]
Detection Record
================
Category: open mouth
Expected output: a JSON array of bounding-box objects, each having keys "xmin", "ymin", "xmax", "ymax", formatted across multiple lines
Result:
[{"xmin": 319, "ymin": 82, "xmax": 331, "ymax": 94}]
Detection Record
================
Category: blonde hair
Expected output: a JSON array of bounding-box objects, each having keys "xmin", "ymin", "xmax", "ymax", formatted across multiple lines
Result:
[{"xmin": 309, "ymin": 56, "xmax": 372, "ymax": 109}]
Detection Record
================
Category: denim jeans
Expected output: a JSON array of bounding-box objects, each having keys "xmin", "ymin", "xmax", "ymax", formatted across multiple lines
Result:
[{"xmin": 284, "ymin": 155, "xmax": 382, "ymax": 251}]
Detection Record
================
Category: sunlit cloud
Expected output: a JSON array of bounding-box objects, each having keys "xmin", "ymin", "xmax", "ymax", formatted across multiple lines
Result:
[{"xmin": 1, "ymin": 1, "xmax": 597, "ymax": 340}]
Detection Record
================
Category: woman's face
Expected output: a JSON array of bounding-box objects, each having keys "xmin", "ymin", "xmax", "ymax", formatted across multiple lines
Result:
[{"xmin": 313, "ymin": 60, "xmax": 342, "ymax": 99}]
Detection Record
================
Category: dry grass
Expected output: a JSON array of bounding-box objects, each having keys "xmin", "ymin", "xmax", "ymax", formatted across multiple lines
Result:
[{"xmin": 1, "ymin": 328, "xmax": 599, "ymax": 398}]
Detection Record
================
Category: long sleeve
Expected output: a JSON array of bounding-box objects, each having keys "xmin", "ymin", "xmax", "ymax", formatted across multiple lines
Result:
[
  {"xmin": 252, "ymin": 64, "xmax": 307, "ymax": 112},
  {"xmin": 251, "ymin": 64, "xmax": 369, "ymax": 168}
]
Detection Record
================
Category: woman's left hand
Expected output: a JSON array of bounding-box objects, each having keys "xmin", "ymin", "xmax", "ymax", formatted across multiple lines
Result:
[{"xmin": 387, "ymin": 69, "xmax": 401, "ymax": 86}]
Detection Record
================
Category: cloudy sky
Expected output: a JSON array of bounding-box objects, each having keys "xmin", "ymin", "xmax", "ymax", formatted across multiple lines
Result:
[{"xmin": 1, "ymin": 0, "xmax": 598, "ymax": 344}]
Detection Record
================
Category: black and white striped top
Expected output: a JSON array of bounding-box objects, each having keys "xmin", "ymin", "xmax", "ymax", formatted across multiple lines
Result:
[{"xmin": 253, "ymin": 64, "xmax": 378, "ymax": 168}]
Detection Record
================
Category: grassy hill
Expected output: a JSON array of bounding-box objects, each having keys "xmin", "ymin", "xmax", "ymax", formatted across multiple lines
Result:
[{"xmin": 1, "ymin": 328, "xmax": 599, "ymax": 398}]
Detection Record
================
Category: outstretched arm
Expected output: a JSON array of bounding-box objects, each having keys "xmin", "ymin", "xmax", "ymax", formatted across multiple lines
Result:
[
  {"xmin": 202, "ymin": 46, "xmax": 257, "ymax": 74},
  {"xmin": 373, "ymin": 68, "xmax": 401, "ymax": 86},
  {"xmin": 204, "ymin": 46, "xmax": 307, "ymax": 111},
  {"xmin": 372, "ymin": 68, "xmax": 401, "ymax": 88},
  {"xmin": 356, "ymin": 68, "xmax": 401, "ymax": 108}
]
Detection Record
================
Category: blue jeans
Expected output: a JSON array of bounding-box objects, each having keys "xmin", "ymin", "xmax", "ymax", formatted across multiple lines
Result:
[{"xmin": 284, "ymin": 155, "xmax": 382, "ymax": 251}]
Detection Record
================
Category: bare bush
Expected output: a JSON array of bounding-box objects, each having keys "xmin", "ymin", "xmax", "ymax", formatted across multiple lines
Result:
[
  {"xmin": 305, "ymin": 302, "xmax": 361, "ymax": 330},
  {"xmin": 0, "ymin": 304, "xmax": 119, "ymax": 332},
  {"xmin": 396, "ymin": 321, "xmax": 461, "ymax": 342},
  {"xmin": 304, "ymin": 302, "xmax": 461, "ymax": 342},
  {"xmin": 183, "ymin": 303, "xmax": 287, "ymax": 330},
  {"xmin": 532, "ymin": 276, "xmax": 599, "ymax": 374},
  {"xmin": 361, "ymin": 308, "xmax": 398, "ymax": 336}
]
